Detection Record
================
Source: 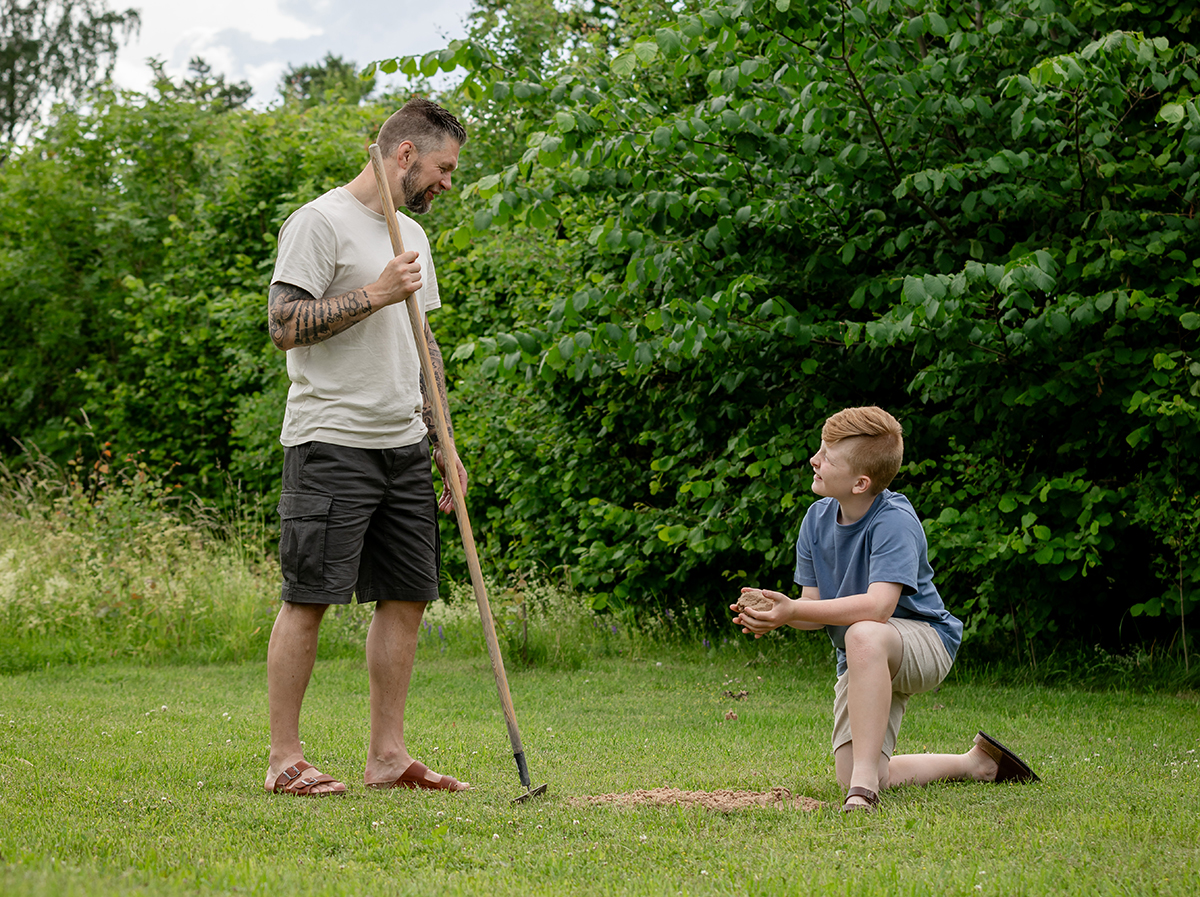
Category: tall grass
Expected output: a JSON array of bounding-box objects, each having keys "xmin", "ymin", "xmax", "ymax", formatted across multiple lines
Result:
[
  {"xmin": 0, "ymin": 445, "xmax": 281, "ymax": 671},
  {"xmin": 0, "ymin": 444, "xmax": 726, "ymax": 674}
]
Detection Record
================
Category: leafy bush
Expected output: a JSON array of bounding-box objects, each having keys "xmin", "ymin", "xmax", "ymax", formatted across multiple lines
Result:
[{"xmin": 381, "ymin": 0, "xmax": 1200, "ymax": 659}]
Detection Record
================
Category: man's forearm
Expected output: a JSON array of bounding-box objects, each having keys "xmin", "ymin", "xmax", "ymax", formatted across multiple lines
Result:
[
  {"xmin": 269, "ymin": 282, "xmax": 374, "ymax": 350},
  {"xmin": 419, "ymin": 321, "xmax": 453, "ymax": 447}
]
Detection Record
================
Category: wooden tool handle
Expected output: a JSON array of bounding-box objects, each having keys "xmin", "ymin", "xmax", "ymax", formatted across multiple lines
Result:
[{"xmin": 367, "ymin": 143, "xmax": 529, "ymax": 777}]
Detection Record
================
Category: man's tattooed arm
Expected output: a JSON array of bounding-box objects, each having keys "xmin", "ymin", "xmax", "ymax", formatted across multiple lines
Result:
[
  {"xmin": 268, "ymin": 281, "xmax": 374, "ymax": 350},
  {"xmin": 419, "ymin": 319, "xmax": 453, "ymax": 448}
]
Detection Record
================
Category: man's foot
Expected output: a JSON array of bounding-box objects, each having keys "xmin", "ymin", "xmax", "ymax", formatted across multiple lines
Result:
[
  {"xmin": 265, "ymin": 759, "xmax": 347, "ymax": 795},
  {"xmin": 366, "ymin": 759, "xmax": 469, "ymax": 792}
]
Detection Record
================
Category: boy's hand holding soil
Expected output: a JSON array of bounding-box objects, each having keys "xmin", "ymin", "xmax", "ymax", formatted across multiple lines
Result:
[
  {"xmin": 732, "ymin": 588, "xmax": 820, "ymax": 637},
  {"xmin": 732, "ymin": 587, "xmax": 826, "ymax": 637}
]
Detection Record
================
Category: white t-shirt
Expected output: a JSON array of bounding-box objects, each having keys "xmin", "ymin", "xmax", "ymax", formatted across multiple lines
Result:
[{"xmin": 271, "ymin": 187, "xmax": 442, "ymax": 449}]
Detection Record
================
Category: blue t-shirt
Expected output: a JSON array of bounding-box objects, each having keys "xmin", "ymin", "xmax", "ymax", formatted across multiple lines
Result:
[{"xmin": 793, "ymin": 489, "xmax": 963, "ymax": 676}]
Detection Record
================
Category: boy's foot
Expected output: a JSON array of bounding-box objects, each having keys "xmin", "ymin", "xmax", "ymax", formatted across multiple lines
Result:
[
  {"xmin": 265, "ymin": 760, "xmax": 347, "ymax": 795},
  {"xmin": 841, "ymin": 786, "xmax": 879, "ymax": 813},
  {"xmin": 973, "ymin": 731, "xmax": 1040, "ymax": 783}
]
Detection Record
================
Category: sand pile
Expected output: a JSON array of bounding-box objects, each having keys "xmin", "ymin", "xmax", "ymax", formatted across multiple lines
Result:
[{"xmin": 574, "ymin": 787, "xmax": 822, "ymax": 812}]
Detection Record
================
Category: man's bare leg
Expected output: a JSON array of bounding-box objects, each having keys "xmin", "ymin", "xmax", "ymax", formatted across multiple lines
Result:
[
  {"xmin": 264, "ymin": 601, "xmax": 345, "ymax": 793},
  {"xmin": 363, "ymin": 599, "xmax": 468, "ymax": 789}
]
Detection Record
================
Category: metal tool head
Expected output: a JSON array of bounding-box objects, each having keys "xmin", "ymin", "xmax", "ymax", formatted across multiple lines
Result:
[{"xmin": 511, "ymin": 783, "xmax": 549, "ymax": 804}]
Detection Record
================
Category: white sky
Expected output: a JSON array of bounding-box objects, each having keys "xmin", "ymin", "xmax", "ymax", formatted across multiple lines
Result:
[{"xmin": 110, "ymin": 0, "xmax": 478, "ymax": 106}]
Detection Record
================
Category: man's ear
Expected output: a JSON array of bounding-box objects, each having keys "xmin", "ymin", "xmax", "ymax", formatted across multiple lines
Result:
[{"xmin": 394, "ymin": 140, "xmax": 417, "ymax": 170}]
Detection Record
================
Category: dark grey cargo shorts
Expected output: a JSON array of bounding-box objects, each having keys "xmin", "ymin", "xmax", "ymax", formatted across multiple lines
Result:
[{"xmin": 277, "ymin": 439, "xmax": 441, "ymax": 605}]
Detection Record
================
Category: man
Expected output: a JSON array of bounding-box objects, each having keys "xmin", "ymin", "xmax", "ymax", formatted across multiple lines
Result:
[{"xmin": 263, "ymin": 98, "xmax": 469, "ymax": 795}]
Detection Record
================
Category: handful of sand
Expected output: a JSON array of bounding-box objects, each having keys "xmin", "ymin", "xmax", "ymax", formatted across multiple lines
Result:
[{"xmin": 736, "ymin": 589, "xmax": 774, "ymax": 614}]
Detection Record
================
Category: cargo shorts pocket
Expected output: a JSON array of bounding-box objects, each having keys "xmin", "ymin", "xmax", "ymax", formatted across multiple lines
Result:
[{"xmin": 277, "ymin": 491, "xmax": 334, "ymax": 589}]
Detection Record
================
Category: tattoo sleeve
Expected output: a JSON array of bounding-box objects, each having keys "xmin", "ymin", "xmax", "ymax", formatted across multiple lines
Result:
[
  {"xmin": 268, "ymin": 281, "xmax": 374, "ymax": 349},
  {"xmin": 419, "ymin": 320, "xmax": 453, "ymax": 448}
]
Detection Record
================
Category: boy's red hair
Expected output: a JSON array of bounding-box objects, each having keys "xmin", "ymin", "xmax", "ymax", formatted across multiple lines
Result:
[{"xmin": 821, "ymin": 406, "xmax": 904, "ymax": 495}]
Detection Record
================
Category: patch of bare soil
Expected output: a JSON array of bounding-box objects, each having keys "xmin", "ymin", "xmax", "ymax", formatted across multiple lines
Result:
[{"xmin": 573, "ymin": 786, "xmax": 823, "ymax": 812}]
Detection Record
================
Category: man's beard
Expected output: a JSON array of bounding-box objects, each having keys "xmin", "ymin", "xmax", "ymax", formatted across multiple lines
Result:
[{"xmin": 401, "ymin": 160, "xmax": 433, "ymax": 215}]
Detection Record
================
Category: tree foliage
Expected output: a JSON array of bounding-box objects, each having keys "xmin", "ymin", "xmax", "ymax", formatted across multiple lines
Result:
[
  {"xmin": 2, "ymin": 1, "xmax": 1197, "ymax": 661},
  {"xmin": 279, "ymin": 53, "xmax": 376, "ymax": 108},
  {"xmin": 375, "ymin": 0, "xmax": 1199, "ymax": 656},
  {"xmin": 0, "ymin": 0, "xmax": 139, "ymax": 145},
  {"xmin": 0, "ymin": 65, "xmax": 392, "ymax": 495}
]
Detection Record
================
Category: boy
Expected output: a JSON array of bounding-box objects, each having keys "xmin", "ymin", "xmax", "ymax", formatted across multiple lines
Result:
[{"xmin": 732, "ymin": 406, "xmax": 1038, "ymax": 811}]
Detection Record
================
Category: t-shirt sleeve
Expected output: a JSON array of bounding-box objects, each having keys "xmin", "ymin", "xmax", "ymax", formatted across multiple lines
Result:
[
  {"xmin": 867, "ymin": 509, "xmax": 922, "ymax": 595},
  {"xmin": 794, "ymin": 509, "xmax": 818, "ymax": 588},
  {"xmin": 423, "ymin": 246, "xmax": 442, "ymax": 314},
  {"xmin": 272, "ymin": 206, "xmax": 338, "ymax": 298}
]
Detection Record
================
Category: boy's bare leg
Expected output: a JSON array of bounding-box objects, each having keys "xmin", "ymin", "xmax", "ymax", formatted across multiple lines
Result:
[
  {"xmin": 265, "ymin": 601, "xmax": 345, "ymax": 792},
  {"xmin": 363, "ymin": 600, "xmax": 467, "ymax": 789},
  {"xmin": 840, "ymin": 620, "xmax": 903, "ymax": 807},
  {"xmin": 887, "ymin": 743, "xmax": 999, "ymax": 786}
]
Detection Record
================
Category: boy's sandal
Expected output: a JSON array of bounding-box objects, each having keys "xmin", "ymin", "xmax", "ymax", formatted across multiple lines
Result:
[
  {"xmin": 974, "ymin": 731, "xmax": 1040, "ymax": 783},
  {"xmin": 841, "ymin": 786, "xmax": 880, "ymax": 813}
]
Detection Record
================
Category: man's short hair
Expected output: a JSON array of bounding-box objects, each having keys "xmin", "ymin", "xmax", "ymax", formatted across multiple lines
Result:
[
  {"xmin": 821, "ymin": 406, "xmax": 904, "ymax": 495},
  {"xmin": 377, "ymin": 98, "xmax": 467, "ymax": 157}
]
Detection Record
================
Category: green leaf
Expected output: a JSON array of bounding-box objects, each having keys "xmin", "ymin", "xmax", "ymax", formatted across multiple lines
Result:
[
  {"xmin": 1158, "ymin": 103, "xmax": 1185, "ymax": 125},
  {"xmin": 902, "ymin": 275, "xmax": 926, "ymax": 303},
  {"xmin": 449, "ymin": 341, "xmax": 476, "ymax": 362},
  {"xmin": 634, "ymin": 41, "xmax": 658, "ymax": 64},
  {"xmin": 555, "ymin": 111, "xmax": 576, "ymax": 132},
  {"xmin": 611, "ymin": 52, "xmax": 636, "ymax": 77},
  {"xmin": 1181, "ymin": 312, "xmax": 1200, "ymax": 330},
  {"xmin": 655, "ymin": 28, "xmax": 682, "ymax": 55},
  {"xmin": 658, "ymin": 524, "xmax": 689, "ymax": 544}
]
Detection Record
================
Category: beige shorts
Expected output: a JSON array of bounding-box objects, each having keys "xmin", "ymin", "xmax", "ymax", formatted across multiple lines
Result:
[{"xmin": 831, "ymin": 617, "xmax": 953, "ymax": 758}]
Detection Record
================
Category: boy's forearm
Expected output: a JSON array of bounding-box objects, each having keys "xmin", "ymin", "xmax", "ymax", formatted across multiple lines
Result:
[
  {"xmin": 786, "ymin": 583, "xmax": 901, "ymax": 627},
  {"xmin": 785, "ymin": 590, "xmax": 826, "ymax": 630}
]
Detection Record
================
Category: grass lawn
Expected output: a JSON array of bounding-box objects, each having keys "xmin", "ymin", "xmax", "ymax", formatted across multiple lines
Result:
[{"xmin": 1, "ymin": 649, "xmax": 1198, "ymax": 896}]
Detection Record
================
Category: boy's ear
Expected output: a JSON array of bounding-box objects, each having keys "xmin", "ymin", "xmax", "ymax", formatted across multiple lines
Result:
[{"xmin": 852, "ymin": 473, "xmax": 873, "ymax": 495}]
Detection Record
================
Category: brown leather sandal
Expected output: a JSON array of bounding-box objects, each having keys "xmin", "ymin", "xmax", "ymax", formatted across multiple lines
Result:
[
  {"xmin": 366, "ymin": 760, "xmax": 469, "ymax": 792},
  {"xmin": 841, "ymin": 786, "xmax": 880, "ymax": 813},
  {"xmin": 974, "ymin": 731, "xmax": 1040, "ymax": 783},
  {"xmin": 268, "ymin": 760, "xmax": 347, "ymax": 795}
]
